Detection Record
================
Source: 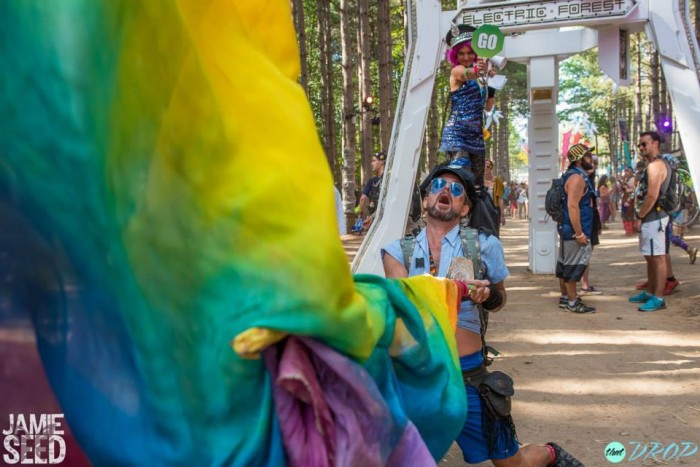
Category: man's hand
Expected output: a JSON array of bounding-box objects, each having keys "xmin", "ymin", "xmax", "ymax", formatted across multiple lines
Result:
[
  {"xmin": 575, "ymin": 233, "xmax": 588, "ymax": 245},
  {"xmin": 455, "ymin": 279, "xmax": 491, "ymax": 304},
  {"xmin": 633, "ymin": 219, "xmax": 642, "ymax": 233}
]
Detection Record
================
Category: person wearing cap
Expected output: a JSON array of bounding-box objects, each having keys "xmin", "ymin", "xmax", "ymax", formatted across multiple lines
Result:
[
  {"xmin": 382, "ymin": 163, "xmax": 584, "ymax": 467},
  {"xmin": 555, "ymin": 143, "xmax": 597, "ymax": 314},
  {"xmin": 357, "ymin": 151, "xmax": 387, "ymax": 230},
  {"xmin": 439, "ymin": 24, "xmax": 497, "ymax": 189},
  {"xmin": 579, "ymin": 150, "xmax": 603, "ymax": 295}
]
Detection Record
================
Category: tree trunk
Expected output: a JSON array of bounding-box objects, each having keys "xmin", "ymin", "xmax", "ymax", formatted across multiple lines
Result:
[
  {"xmin": 291, "ymin": 0, "xmax": 309, "ymax": 95},
  {"xmin": 611, "ymin": 96, "xmax": 621, "ymax": 174},
  {"xmin": 339, "ymin": 0, "xmax": 358, "ymax": 233},
  {"xmin": 650, "ymin": 49, "xmax": 660, "ymax": 126},
  {"xmin": 659, "ymin": 57, "xmax": 670, "ymax": 151},
  {"xmin": 696, "ymin": 0, "xmax": 700, "ymax": 44},
  {"xmin": 377, "ymin": 0, "xmax": 393, "ymax": 151},
  {"xmin": 634, "ymin": 33, "xmax": 643, "ymax": 143},
  {"xmin": 316, "ymin": 0, "xmax": 338, "ymax": 177},
  {"xmin": 358, "ymin": 0, "xmax": 373, "ymax": 183},
  {"xmin": 497, "ymin": 92, "xmax": 510, "ymax": 180}
]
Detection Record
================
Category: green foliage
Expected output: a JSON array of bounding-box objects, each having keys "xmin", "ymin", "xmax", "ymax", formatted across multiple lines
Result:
[
  {"xmin": 559, "ymin": 49, "xmax": 611, "ymax": 125},
  {"xmin": 500, "ymin": 61, "xmax": 528, "ymax": 118}
]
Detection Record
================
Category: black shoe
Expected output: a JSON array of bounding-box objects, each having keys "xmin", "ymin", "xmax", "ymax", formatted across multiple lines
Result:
[
  {"xmin": 547, "ymin": 442, "xmax": 585, "ymax": 467},
  {"xmin": 565, "ymin": 298, "xmax": 596, "ymax": 314}
]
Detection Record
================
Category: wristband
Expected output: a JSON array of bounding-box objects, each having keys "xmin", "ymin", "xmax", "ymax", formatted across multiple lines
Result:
[
  {"xmin": 454, "ymin": 280, "xmax": 476, "ymax": 302},
  {"xmin": 483, "ymin": 287, "xmax": 503, "ymax": 311},
  {"xmin": 574, "ymin": 233, "xmax": 584, "ymax": 239}
]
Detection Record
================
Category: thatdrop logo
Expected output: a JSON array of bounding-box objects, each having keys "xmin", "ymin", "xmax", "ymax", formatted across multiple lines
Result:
[{"xmin": 604, "ymin": 441, "xmax": 626, "ymax": 463}]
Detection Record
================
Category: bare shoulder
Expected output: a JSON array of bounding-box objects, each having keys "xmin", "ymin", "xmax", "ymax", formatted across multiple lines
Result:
[
  {"xmin": 648, "ymin": 158, "xmax": 668, "ymax": 179},
  {"xmin": 565, "ymin": 171, "xmax": 585, "ymax": 192}
]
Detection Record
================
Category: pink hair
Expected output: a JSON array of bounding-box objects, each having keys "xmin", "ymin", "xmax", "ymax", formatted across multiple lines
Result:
[{"xmin": 446, "ymin": 41, "xmax": 476, "ymax": 67}]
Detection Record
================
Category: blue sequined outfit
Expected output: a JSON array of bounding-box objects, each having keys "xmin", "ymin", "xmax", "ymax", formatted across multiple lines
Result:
[{"xmin": 439, "ymin": 80, "xmax": 487, "ymax": 156}]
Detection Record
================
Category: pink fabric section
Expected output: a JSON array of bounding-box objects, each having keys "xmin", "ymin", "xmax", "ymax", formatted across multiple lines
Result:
[
  {"xmin": 561, "ymin": 129, "xmax": 573, "ymax": 171},
  {"xmin": 265, "ymin": 337, "xmax": 436, "ymax": 467}
]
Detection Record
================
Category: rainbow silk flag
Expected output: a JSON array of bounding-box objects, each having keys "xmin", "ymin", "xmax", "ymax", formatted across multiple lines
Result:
[{"xmin": 0, "ymin": 1, "xmax": 467, "ymax": 465}]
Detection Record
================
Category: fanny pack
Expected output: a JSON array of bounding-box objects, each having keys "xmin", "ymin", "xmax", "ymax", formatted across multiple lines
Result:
[
  {"xmin": 463, "ymin": 367, "xmax": 518, "ymax": 451},
  {"xmin": 479, "ymin": 371, "xmax": 514, "ymax": 419}
]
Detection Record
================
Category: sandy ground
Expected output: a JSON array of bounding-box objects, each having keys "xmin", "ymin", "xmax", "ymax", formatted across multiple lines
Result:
[{"xmin": 344, "ymin": 216, "xmax": 700, "ymax": 466}]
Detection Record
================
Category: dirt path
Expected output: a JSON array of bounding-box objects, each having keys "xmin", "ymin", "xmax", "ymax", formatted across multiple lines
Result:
[{"xmin": 345, "ymin": 217, "xmax": 700, "ymax": 466}]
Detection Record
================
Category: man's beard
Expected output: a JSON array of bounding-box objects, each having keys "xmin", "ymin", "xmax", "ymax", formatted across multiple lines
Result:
[
  {"xmin": 427, "ymin": 202, "xmax": 460, "ymax": 222},
  {"xmin": 581, "ymin": 159, "xmax": 594, "ymax": 171}
]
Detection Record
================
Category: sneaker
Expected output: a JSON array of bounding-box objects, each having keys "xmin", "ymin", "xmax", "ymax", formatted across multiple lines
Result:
[
  {"xmin": 547, "ymin": 442, "xmax": 584, "ymax": 467},
  {"xmin": 629, "ymin": 291, "xmax": 651, "ymax": 303},
  {"xmin": 638, "ymin": 295, "xmax": 666, "ymax": 312},
  {"xmin": 559, "ymin": 296, "xmax": 580, "ymax": 309},
  {"xmin": 689, "ymin": 247, "xmax": 698, "ymax": 265},
  {"xmin": 664, "ymin": 279, "xmax": 680, "ymax": 295},
  {"xmin": 635, "ymin": 280, "xmax": 648, "ymax": 290},
  {"xmin": 580, "ymin": 286, "xmax": 603, "ymax": 295},
  {"xmin": 565, "ymin": 298, "xmax": 596, "ymax": 314}
]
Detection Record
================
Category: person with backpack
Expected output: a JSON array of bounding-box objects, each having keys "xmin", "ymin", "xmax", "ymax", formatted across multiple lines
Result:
[
  {"xmin": 555, "ymin": 144, "xmax": 597, "ymax": 314},
  {"xmin": 629, "ymin": 131, "xmax": 673, "ymax": 312},
  {"xmin": 382, "ymin": 163, "xmax": 584, "ymax": 467},
  {"xmin": 357, "ymin": 151, "xmax": 387, "ymax": 232}
]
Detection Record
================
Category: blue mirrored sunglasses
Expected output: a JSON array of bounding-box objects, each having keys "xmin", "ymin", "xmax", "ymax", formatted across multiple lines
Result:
[{"xmin": 430, "ymin": 177, "xmax": 465, "ymax": 197}]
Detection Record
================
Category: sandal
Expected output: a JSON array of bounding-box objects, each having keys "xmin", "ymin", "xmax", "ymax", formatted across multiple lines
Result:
[{"xmin": 580, "ymin": 286, "xmax": 603, "ymax": 295}]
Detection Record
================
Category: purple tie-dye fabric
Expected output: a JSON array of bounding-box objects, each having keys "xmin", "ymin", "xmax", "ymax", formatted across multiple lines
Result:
[{"xmin": 265, "ymin": 337, "xmax": 436, "ymax": 467}]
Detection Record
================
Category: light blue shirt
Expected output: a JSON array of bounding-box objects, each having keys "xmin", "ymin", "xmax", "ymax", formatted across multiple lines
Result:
[{"xmin": 382, "ymin": 225, "xmax": 509, "ymax": 334}]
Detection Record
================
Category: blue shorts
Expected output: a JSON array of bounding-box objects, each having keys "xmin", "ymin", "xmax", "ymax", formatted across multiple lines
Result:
[{"xmin": 455, "ymin": 352, "xmax": 519, "ymax": 463}]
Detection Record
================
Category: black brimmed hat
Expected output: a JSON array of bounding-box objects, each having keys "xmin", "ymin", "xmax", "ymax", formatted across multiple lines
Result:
[
  {"xmin": 445, "ymin": 24, "xmax": 476, "ymax": 49},
  {"xmin": 426, "ymin": 160, "xmax": 477, "ymax": 205}
]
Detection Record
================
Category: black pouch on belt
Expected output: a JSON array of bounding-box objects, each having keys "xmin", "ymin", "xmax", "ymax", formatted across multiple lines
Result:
[
  {"xmin": 479, "ymin": 370, "xmax": 519, "ymax": 452},
  {"xmin": 479, "ymin": 370, "xmax": 514, "ymax": 418}
]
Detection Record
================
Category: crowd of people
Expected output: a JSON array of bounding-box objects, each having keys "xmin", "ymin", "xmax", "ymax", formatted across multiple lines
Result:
[{"xmin": 335, "ymin": 21, "xmax": 697, "ymax": 467}]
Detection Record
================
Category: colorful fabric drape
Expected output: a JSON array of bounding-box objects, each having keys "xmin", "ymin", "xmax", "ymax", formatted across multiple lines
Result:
[{"xmin": 0, "ymin": 1, "xmax": 466, "ymax": 465}]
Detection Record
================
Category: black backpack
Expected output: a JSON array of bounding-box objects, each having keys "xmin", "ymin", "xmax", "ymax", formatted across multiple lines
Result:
[
  {"xmin": 544, "ymin": 177, "xmax": 565, "ymax": 223},
  {"xmin": 468, "ymin": 189, "xmax": 501, "ymax": 237},
  {"xmin": 657, "ymin": 158, "xmax": 680, "ymax": 213}
]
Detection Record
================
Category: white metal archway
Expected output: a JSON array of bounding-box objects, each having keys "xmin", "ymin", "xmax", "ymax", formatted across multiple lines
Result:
[{"xmin": 353, "ymin": 0, "xmax": 700, "ymax": 275}]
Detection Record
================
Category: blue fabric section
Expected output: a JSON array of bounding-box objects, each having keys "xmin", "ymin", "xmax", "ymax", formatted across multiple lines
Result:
[
  {"xmin": 455, "ymin": 352, "xmax": 518, "ymax": 463},
  {"xmin": 358, "ymin": 274, "xmax": 467, "ymax": 461},
  {"xmin": 459, "ymin": 350, "xmax": 483, "ymax": 371},
  {"xmin": 455, "ymin": 387, "xmax": 519, "ymax": 463},
  {"xmin": 478, "ymin": 233, "xmax": 509, "ymax": 285},
  {"xmin": 439, "ymin": 81, "xmax": 487, "ymax": 156}
]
